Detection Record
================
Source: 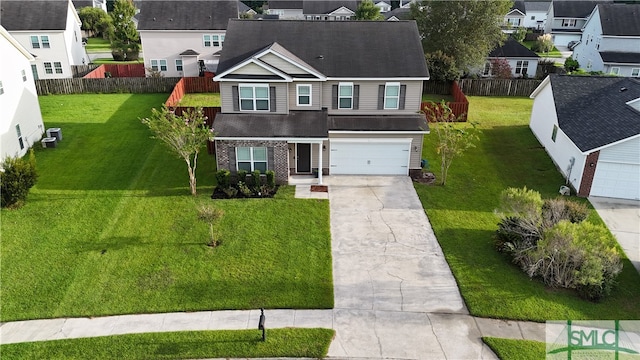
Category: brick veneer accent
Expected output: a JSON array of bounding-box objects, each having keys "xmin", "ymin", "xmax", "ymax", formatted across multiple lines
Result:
[
  {"xmin": 215, "ymin": 140, "xmax": 289, "ymax": 184},
  {"xmin": 578, "ymin": 151, "xmax": 600, "ymax": 197}
]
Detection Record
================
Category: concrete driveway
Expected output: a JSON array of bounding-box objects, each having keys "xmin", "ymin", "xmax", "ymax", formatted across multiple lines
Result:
[
  {"xmin": 325, "ymin": 176, "xmax": 497, "ymax": 359},
  {"xmin": 589, "ymin": 196, "xmax": 640, "ymax": 274}
]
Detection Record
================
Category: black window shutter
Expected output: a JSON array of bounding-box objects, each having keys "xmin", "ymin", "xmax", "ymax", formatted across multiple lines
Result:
[
  {"xmin": 377, "ymin": 85, "xmax": 385, "ymax": 110},
  {"xmin": 332, "ymin": 84, "xmax": 338, "ymax": 109},
  {"xmin": 267, "ymin": 147, "xmax": 274, "ymax": 171},
  {"xmin": 232, "ymin": 86, "xmax": 239, "ymax": 111},
  {"xmin": 353, "ymin": 85, "xmax": 360, "ymax": 110},
  {"xmin": 399, "ymin": 85, "xmax": 406, "ymax": 110},
  {"xmin": 229, "ymin": 147, "xmax": 237, "ymax": 172},
  {"xmin": 270, "ymin": 86, "xmax": 276, "ymax": 112}
]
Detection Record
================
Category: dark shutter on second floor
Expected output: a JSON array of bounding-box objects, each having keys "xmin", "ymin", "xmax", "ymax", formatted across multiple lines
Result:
[
  {"xmin": 377, "ymin": 85, "xmax": 385, "ymax": 110},
  {"xmin": 270, "ymin": 86, "xmax": 276, "ymax": 112},
  {"xmin": 332, "ymin": 84, "xmax": 338, "ymax": 109},
  {"xmin": 399, "ymin": 85, "xmax": 406, "ymax": 110},
  {"xmin": 353, "ymin": 85, "xmax": 360, "ymax": 110},
  {"xmin": 232, "ymin": 86, "xmax": 239, "ymax": 111}
]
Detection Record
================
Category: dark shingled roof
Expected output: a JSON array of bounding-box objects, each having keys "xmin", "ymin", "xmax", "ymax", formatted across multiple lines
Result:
[
  {"xmin": 525, "ymin": 1, "xmax": 551, "ymax": 12},
  {"xmin": 489, "ymin": 38, "xmax": 539, "ymax": 59},
  {"xmin": 137, "ymin": 0, "xmax": 238, "ymax": 30},
  {"xmin": 218, "ymin": 19, "xmax": 429, "ymax": 78},
  {"xmin": 510, "ymin": 1, "xmax": 526, "ymax": 14},
  {"xmin": 1, "ymin": 0, "xmax": 69, "ymax": 31},
  {"xmin": 598, "ymin": 4, "xmax": 640, "ymax": 36},
  {"xmin": 383, "ymin": 7, "xmax": 411, "ymax": 20},
  {"xmin": 329, "ymin": 114, "xmax": 429, "ymax": 132},
  {"xmin": 549, "ymin": 75, "xmax": 640, "ymax": 152},
  {"xmin": 180, "ymin": 49, "xmax": 200, "ymax": 55},
  {"xmin": 599, "ymin": 52, "xmax": 640, "ymax": 64},
  {"xmin": 552, "ymin": 0, "xmax": 611, "ymax": 18},
  {"xmin": 214, "ymin": 111, "xmax": 328, "ymax": 137},
  {"xmin": 268, "ymin": 0, "xmax": 303, "ymax": 9},
  {"xmin": 72, "ymin": 1, "xmax": 95, "ymax": 9},
  {"xmin": 303, "ymin": 1, "xmax": 359, "ymax": 14}
]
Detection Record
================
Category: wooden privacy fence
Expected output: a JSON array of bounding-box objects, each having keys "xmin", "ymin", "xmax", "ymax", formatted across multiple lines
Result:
[
  {"xmin": 165, "ymin": 77, "xmax": 220, "ymax": 107},
  {"xmin": 72, "ymin": 64, "xmax": 99, "ymax": 78},
  {"xmin": 83, "ymin": 64, "xmax": 146, "ymax": 78},
  {"xmin": 36, "ymin": 77, "xmax": 180, "ymax": 95},
  {"xmin": 421, "ymin": 81, "xmax": 469, "ymax": 121},
  {"xmin": 457, "ymin": 78, "xmax": 542, "ymax": 97}
]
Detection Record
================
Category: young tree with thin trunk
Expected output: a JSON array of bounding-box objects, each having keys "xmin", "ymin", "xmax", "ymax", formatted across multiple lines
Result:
[
  {"xmin": 141, "ymin": 106, "xmax": 213, "ymax": 195},
  {"xmin": 355, "ymin": 0, "xmax": 384, "ymax": 20},
  {"xmin": 426, "ymin": 102, "xmax": 479, "ymax": 186}
]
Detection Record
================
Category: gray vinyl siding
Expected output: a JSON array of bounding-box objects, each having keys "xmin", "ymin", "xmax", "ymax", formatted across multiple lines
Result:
[
  {"xmin": 288, "ymin": 82, "xmax": 322, "ymax": 110},
  {"xmin": 229, "ymin": 62, "xmax": 275, "ymax": 75},
  {"xmin": 322, "ymin": 80, "xmax": 423, "ymax": 115},
  {"xmin": 328, "ymin": 133, "xmax": 425, "ymax": 168},
  {"xmin": 220, "ymin": 82, "xmax": 288, "ymax": 114},
  {"xmin": 261, "ymin": 53, "xmax": 311, "ymax": 75}
]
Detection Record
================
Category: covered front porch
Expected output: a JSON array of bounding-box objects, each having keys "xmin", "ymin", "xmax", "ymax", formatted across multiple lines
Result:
[{"xmin": 287, "ymin": 140, "xmax": 327, "ymax": 184}]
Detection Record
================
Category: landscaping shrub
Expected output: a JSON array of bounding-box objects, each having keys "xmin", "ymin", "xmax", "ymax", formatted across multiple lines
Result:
[
  {"xmin": 1, "ymin": 150, "xmax": 38, "ymax": 209},
  {"xmin": 237, "ymin": 169, "xmax": 247, "ymax": 185},
  {"xmin": 237, "ymin": 181, "xmax": 253, "ymax": 197},
  {"xmin": 495, "ymin": 187, "xmax": 621, "ymax": 301},
  {"xmin": 251, "ymin": 170, "xmax": 261, "ymax": 187},
  {"xmin": 534, "ymin": 34, "xmax": 554, "ymax": 53},
  {"xmin": 215, "ymin": 169, "xmax": 230, "ymax": 189},
  {"xmin": 564, "ymin": 57, "xmax": 580, "ymax": 72},
  {"xmin": 266, "ymin": 170, "xmax": 276, "ymax": 188}
]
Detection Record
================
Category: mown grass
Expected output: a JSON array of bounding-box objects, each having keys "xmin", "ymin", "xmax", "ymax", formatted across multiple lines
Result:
[
  {"xmin": 0, "ymin": 329, "xmax": 334, "ymax": 360},
  {"xmin": 522, "ymin": 40, "xmax": 563, "ymax": 58},
  {"xmin": 483, "ymin": 337, "xmax": 546, "ymax": 360},
  {"xmin": 422, "ymin": 93, "xmax": 454, "ymax": 103},
  {"xmin": 415, "ymin": 96, "xmax": 640, "ymax": 321},
  {"xmin": 0, "ymin": 94, "xmax": 333, "ymax": 322},
  {"xmin": 178, "ymin": 93, "xmax": 221, "ymax": 107},
  {"xmin": 84, "ymin": 37, "xmax": 111, "ymax": 53}
]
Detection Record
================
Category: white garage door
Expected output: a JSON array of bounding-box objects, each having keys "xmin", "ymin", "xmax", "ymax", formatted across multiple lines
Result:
[
  {"xmin": 590, "ymin": 161, "xmax": 640, "ymax": 200},
  {"xmin": 330, "ymin": 139, "xmax": 410, "ymax": 175}
]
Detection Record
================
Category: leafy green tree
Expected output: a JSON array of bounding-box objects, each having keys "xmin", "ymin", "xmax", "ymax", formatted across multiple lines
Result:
[
  {"xmin": 564, "ymin": 57, "xmax": 580, "ymax": 72},
  {"xmin": 513, "ymin": 27, "xmax": 528, "ymax": 42},
  {"xmin": 198, "ymin": 205, "xmax": 224, "ymax": 247},
  {"xmin": 78, "ymin": 6, "xmax": 113, "ymax": 38},
  {"xmin": 425, "ymin": 102, "xmax": 479, "ymax": 185},
  {"xmin": 355, "ymin": 0, "xmax": 384, "ymax": 20},
  {"xmin": 1, "ymin": 149, "xmax": 38, "ymax": 209},
  {"xmin": 425, "ymin": 50, "xmax": 459, "ymax": 82},
  {"xmin": 141, "ymin": 106, "xmax": 213, "ymax": 196},
  {"xmin": 410, "ymin": 0, "xmax": 511, "ymax": 77},
  {"xmin": 108, "ymin": 0, "xmax": 139, "ymax": 60}
]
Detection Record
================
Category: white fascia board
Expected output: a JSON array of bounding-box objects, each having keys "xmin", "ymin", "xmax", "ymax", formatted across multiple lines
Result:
[
  {"xmin": 330, "ymin": 138, "xmax": 414, "ymax": 143},
  {"xmin": 329, "ymin": 6, "xmax": 355, "ymax": 15},
  {"xmin": 506, "ymin": 9, "xmax": 525, "ymax": 17},
  {"xmin": 216, "ymin": 137, "xmax": 327, "ymax": 142},
  {"xmin": 326, "ymin": 77, "xmax": 430, "ymax": 81},
  {"xmin": 257, "ymin": 48, "xmax": 326, "ymax": 80},
  {"xmin": 1, "ymin": 27, "xmax": 35, "ymax": 61},
  {"xmin": 329, "ymin": 131, "xmax": 430, "ymax": 135},
  {"xmin": 214, "ymin": 58, "xmax": 292, "ymax": 82},
  {"xmin": 585, "ymin": 133, "xmax": 640, "ymax": 154},
  {"xmin": 530, "ymin": 74, "xmax": 551, "ymax": 98}
]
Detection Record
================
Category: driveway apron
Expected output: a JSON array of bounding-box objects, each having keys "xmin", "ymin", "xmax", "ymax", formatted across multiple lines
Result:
[{"xmin": 325, "ymin": 176, "xmax": 497, "ymax": 359}]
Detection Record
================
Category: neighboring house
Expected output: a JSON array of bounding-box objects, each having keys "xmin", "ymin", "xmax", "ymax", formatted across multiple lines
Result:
[
  {"xmin": 303, "ymin": 1, "xmax": 359, "ymax": 20},
  {"xmin": 1, "ymin": 0, "xmax": 88, "ymax": 79},
  {"xmin": 572, "ymin": 3, "xmax": 640, "ymax": 77},
  {"xmin": 213, "ymin": 20, "xmax": 430, "ymax": 184},
  {"xmin": 523, "ymin": 1, "xmax": 550, "ymax": 30},
  {"xmin": 138, "ymin": 0, "xmax": 239, "ymax": 77},
  {"xmin": 384, "ymin": 7, "xmax": 411, "ymax": 21},
  {"xmin": 544, "ymin": 0, "xmax": 610, "ymax": 47},
  {"xmin": 504, "ymin": 1, "xmax": 526, "ymax": 32},
  {"xmin": 72, "ymin": 0, "xmax": 107, "ymax": 12},
  {"xmin": 238, "ymin": 1, "xmax": 257, "ymax": 16},
  {"xmin": 529, "ymin": 75, "xmax": 640, "ymax": 200},
  {"xmin": 484, "ymin": 38, "xmax": 540, "ymax": 78},
  {"xmin": 375, "ymin": 1, "xmax": 392, "ymax": 13},
  {"xmin": 265, "ymin": 1, "xmax": 304, "ymax": 19},
  {"xmin": 0, "ymin": 26, "xmax": 45, "ymax": 160}
]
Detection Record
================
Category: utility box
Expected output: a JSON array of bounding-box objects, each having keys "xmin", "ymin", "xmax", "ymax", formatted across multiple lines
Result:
[
  {"xmin": 41, "ymin": 137, "xmax": 57, "ymax": 148},
  {"xmin": 46, "ymin": 128, "xmax": 62, "ymax": 141}
]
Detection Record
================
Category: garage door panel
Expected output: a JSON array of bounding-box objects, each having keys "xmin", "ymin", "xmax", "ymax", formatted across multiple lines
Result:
[
  {"xmin": 590, "ymin": 162, "xmax": 640, "ymax": 200},
  {"xmin": 331, "ymin": 141, "xmax": 410, "ymax": 175}
]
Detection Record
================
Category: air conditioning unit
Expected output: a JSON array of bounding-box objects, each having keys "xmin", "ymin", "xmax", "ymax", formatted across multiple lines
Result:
[
  {"xmin": 41, "ymin": 137, "xmax": 57, "ymax": 148},
  {"xmin": 559, "ymin": 185, "xmax": 570, "ymax": 196},
  {"xmin": 46, "ymin": 128, "xmax": 62, "ymax": 141}
]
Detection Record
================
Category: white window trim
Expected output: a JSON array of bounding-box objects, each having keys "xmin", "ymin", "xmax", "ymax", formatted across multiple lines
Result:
[
  {"xmin": 384, "ymin": 82, "xmax": 400, "ymax": 110},
  {"xmin": 610, "ymin": 67, "xmax": 620, "ymax": 75},
  {"xmin": 0, "ymin": 80, "xmax": 4, "ymax": 95},
  {"xmin": 44, "ymin": 62, "xmax": 53, "ymax": 74},
  {"xmin": 296, "ymin": 84, "xmax": 312, "ymax": 106},
  {"xmin": 21, "ymin": 69, "xmax": 27, "ymax": 82},
  {"xmin": 515, "ymin": 60, "xmax": 529, "ymax": 74},
  {"xmin": 236, "ymin": 146, "xmax": 268, "ymax": 172},
  {"xmin": 239, "ymin": 83, "xmax": 270, "ymax": 111},
  {"xmin": 203, "ymin": 35, "xmax": 211, "ymax": 47},
  {"xmin": 338, "ymin": 82, "xmax": 353, "ymax": 110},
  {"xmin": 175, "ymin": 59, "xmax": 183, "ymax": 71},
  {"xmin": 631, "ymin": 68, "xmax": 640, "ymax": 78},
  {"xmin": 16, "ymin": 125, "xmax": 24, "ymax": 150},
  {"xmin": 203, "ymin": 34, "xmax": 224, "ymax": 47},
  {"xmin": 54, "ymin": 62, "xmax": 63, "ymax": 74},
  {"xmin": 151, "ymin": 59, "xmax": 167, "ymax": 71}
]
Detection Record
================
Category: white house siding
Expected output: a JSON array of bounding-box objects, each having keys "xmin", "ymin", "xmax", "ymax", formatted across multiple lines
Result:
[
  {"xmin": 0, "ymin": 30, "xmax": 44, "ymax": 160},
  {"xmin": 529, "ymin": 82, "xmax": 586, "ymax": 191},
  {"xmin": 329, "ymin": 132, "xmax": 424, "ymax": 169},
  {"xmin": 139, "ymin": 30, "xmax": 225, "ymax": 77},
  {"xmin": 220, "ymin": 82, "xmax": 288, "ymax": 114},
  {"xmin": 523, "ymin": 10, "xmax": 547, "ymax": 29},
  {"xmin": 267, "ymin": 9, "xmax": 304, "ymax": 19},
  {"xmin": 10, "ymin": 32, "xmax": 71, "ymax": 79},
  {"xmin": 287, "ymin": 82, "xmax": 322, "ymax": 111},
  {"xmin": 64, "ymin": 1, "xmax": 87, "ymax": 67},
  {"xmin": 505, "ymin": 58, "xmax": 539, "ymax": 77},
  {"xmin": 322, "ymin": 80, "xmax": 423, "ymax": 115}
]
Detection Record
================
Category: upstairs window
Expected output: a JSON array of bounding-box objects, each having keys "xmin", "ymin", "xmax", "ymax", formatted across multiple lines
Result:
[
  {"xmin": 31, "ymin": 36, "xmax": 40, "ymax": 48},
  {"xmin": 296, "ymin": 84, "xmax": 311, "ymax": 106},
  {"xmin": 384, "ymin": 83, "xmax": 400, "ymax": 109},
  {"xmin": 204, "ymin": 34, "xmax": 224, "ymax": 47},
  {"xmin": 631, "ymin": 68, "xmax": 640, "ymax": 78},
  {"xmin": 237, "ymin": 147, "xmax": 267, "ymax": 172},
  {"xmin": 31, "ymin": 35, "xmax": 50, "ymax": 49},
  {"xmin": 239, "ymin": 84, "xmax": 270, "ymax": 111},
  {"xmin": 610, "ymin": 67, "xmax": 620, "ymax": 76},
  {"xmin": 507, "ymin": 18, "xmax": 521, "ymax": 26},
  {"xmin": 562, "ymin": 19, "xmax": 577, "ymax": 27},
  {"xmin": 338, "ymin": 83, "xmax": 353, "ymax": 109},
  {"xmin": 151, "ymin": 59, "xmax": 167, "ymax": 71},
  {"xmin": 22, "ymin": 69, "xmax": 27, "ymax": 82}
]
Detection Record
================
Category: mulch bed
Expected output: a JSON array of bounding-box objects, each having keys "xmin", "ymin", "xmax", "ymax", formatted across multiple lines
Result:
[
  {"xmin": 412, "ymin": 172, "xmax": 437, "ymax": 185},
  {"xmin": 310, "ymin": 185, "xmax": 328, "ymax": 193}
]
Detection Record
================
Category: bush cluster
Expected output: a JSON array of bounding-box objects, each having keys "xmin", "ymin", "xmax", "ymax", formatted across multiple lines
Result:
[
  {"xmin": 495, "ymin": 187, "xmax": 622, "ymax": 301},
  {"xmin": 1, "ymin": 150, "xmax": 38, "ymax": 209},
  {"xmin": 212, "ymin": 169, "xmax": 277, "ymax": 199}
]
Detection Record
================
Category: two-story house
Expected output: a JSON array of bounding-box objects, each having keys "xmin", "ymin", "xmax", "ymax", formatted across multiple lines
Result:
[
  {"xmin": 544, "ymin": 0, "xmax": 610, "ymax": 47},
  {"xmin": 504, "ymin": 1, "xmax": 526, "ymax": 32},
  {"xmin": 0, "ymin": 26, "xmax": 45, "ymax": 160},
  {"xmin": 213, "ymin": 20, "xmax": 430, "ymax": 184},
  {"xmin": 138, "ymin": 0, "xmax": 239, "ymax": 77},
  {"xmin": 523, "ymin": 1, "xmax": 550, "ymax": 30},
  {"xmin": 572, "ymin": 3, "xmax": 640, "ymax": 77},
  {"xmin": 1, "ymin": 0, "xmax": 88, "ymax": 79},
  {"xmin": 264, "ymin": 1, "xmax": 304, "ymax": 19},
  {"xmin": 303, "ymin": 1, "xmax": 360, "ymax": 20}
]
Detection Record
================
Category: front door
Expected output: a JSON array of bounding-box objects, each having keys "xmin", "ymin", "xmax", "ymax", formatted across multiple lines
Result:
[{"xmin": 296, "ymin": 143, "xmax": 311, "ymax": 173}]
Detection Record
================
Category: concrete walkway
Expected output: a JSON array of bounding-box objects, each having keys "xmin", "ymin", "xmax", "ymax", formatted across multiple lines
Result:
[{"xmin": 0, "ymin": 176, "xmax": 547, "ymax": 358}]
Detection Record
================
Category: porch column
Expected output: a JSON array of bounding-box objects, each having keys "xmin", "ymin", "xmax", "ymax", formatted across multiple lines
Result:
[{"xmin": 317, "ymin": 141, "xmax": 323, "ymax": 185}]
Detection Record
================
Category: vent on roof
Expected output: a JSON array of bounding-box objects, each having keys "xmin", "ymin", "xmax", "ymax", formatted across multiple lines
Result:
[
  {"xmin": 317, "ymin": 55, "xmax": 324, "ymax": 59},
  {"xmin": 153, "ymin": 17, "xmax": 156, "ymax": 21},
  {"xmin": 620, "ymin": 87, "xmax": 628, "ymax": 92}
]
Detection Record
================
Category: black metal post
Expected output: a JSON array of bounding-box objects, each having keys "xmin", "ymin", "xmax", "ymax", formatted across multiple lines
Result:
[{"xmin": 258, "ymin": 308, "xmax": 266, "ymax": 342}]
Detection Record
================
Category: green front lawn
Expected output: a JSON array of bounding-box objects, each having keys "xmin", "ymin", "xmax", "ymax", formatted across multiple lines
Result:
[
  {"xmin": 415, "ymin": 96, "xmax": 640, "ymax": 321},
  {"xmin": 178, "ymin": 93, "xmax": 221, "ymax": 107},
  {"xmin": 483, "ymin": 337, "xmax": 546, "ymax": 360},
  {"xmin": 0, "ymin": 329, "xmax": 334, "ymax": 360},
  {"xmin": 422, "ymin": 93, "xmax": 454, "ymax": 103},
  {"xmin": 0, "ymin": 94, "xmax": 333, "ymax": 322},
  {"xmin": 84, "ymin": 37, "xmax": 111, "ymax": 53},
  {"xmin": 522, "ymin": 41, "xmax": 563, "ymax": 58}
]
